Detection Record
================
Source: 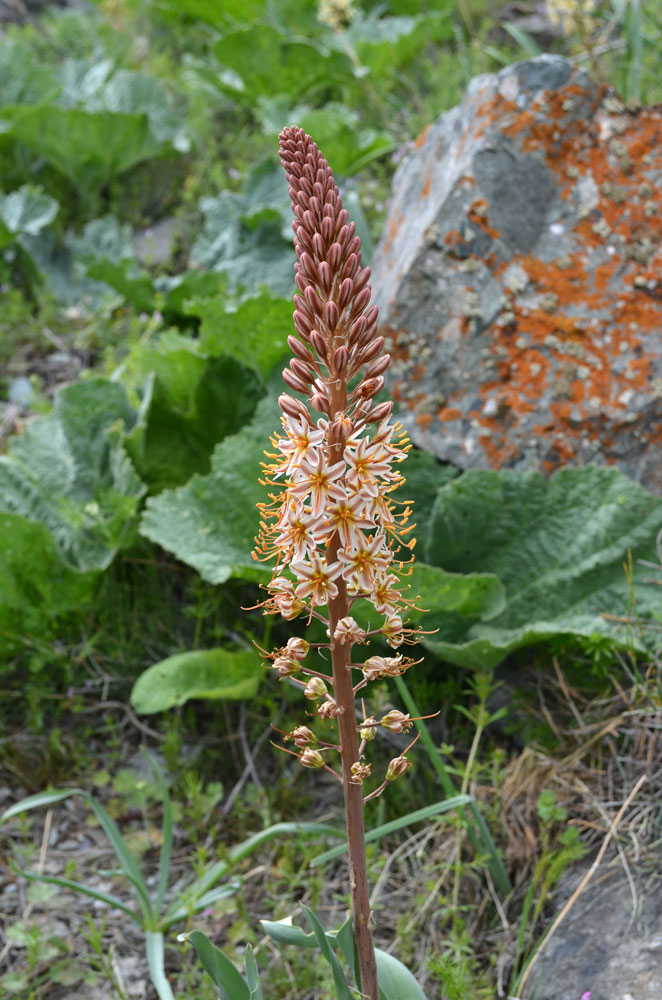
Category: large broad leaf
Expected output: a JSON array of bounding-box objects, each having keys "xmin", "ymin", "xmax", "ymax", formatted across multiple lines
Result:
[
  {"xmin": 196, "ymin": 292, "xmax": 292, "ymax": 378},
  {"xmin": 0, "ymin": 186, "xmax": 58, "ymax": 250},
  {"xmin": 257, "ymin": 98, "xmax": 393, "ymax": 178},
  {"xmin": 0, "ymin": 514, "xmax": 97, "ymax": 656},
  {"xmin": 0, "ymin": 43, "xmax": 61, "ymax": 106},
  {"xmin": 124, "ymin": 332, "xmax": 264, "ymax": 493},
  {"xmin": 2, "ymin": 105, "xmax": 170, "ymax": 192},
  {"xmin": 189, "ymin": 163, "xmax": 295, "ymax": 296},
  {"xmin": 0, "ymin": 379, "xmax": 144, "ymax": 572},
  {"xmin": 213, "ymin": 25, "xmax": 353, "ymax": 104},
  {"xmin": 139, "ymin": 395, "xmax": 280, "ymax": 583},
  {"xmin": 423, "ymin": 466, "xmax": 662, "ymax": 668},
  {"xmin": 131, "ymin": 648, "xmax": 262, "ymax": 714}
]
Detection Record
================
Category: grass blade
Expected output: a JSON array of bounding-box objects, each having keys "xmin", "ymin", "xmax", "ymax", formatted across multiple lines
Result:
[
  {"xmin": 311, "ymin": 797, "xmax": 471, "ymax": 867},
  {"xmin": 300, "ymin": 905, "xmax": 353, "ymax": 1000},
  {"xmin": 15, "ymin": 869, "xmax": 140, "ymax": 922},
  {"xmin": 84, "ymin": 795, "xmax": 154, "ymax": 925},
  {"xmin": 394, "ymin": 675, "xmax": 511, "ymax": 895}
]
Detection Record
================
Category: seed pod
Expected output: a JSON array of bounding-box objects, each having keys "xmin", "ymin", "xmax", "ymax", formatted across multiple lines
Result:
[
  {"xmin": 386, "ymin": 755, "xmax": 412, "ymax": 782},
  {"xmin": 380, "ymin": 709, "xmax": 411, "ymax": 733},
  {"xmin": 359, "ymin": 718, "xmax": 378, "ymax": 742},
  {"xmin": 291, "ymin": 725, "xmax": 316, "ymax": 747},
  {"xmin": 304, "ymin": 676, "xmax": 328, "ymax": 700},
  {"xmin": 300, "ymin": 748, "xmax": 325, "ymax": 769}
]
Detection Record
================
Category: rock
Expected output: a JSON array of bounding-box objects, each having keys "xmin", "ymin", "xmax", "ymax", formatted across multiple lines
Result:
[
  {"xmin": 523, "ymin": 858, "xmax": 662, "ymax": 1000},
  {"xmin": 372, "ymin": 56, "xmax": 662, "ymax": 493},
  {"xmin": 133, "ymin": 216, "xmax": 181, "ymax": 267}
]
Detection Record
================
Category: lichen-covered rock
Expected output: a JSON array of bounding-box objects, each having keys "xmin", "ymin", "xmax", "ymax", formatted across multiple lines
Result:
[{"xmin": 372, "ymin": 55, "xmax": 662, "ymax": 493}]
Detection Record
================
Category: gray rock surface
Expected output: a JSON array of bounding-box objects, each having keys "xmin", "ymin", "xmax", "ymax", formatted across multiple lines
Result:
[
  {"xmin": 523, "ymin": 859, "xmax": 662, "ymax": 1000},
  {"xmin": 372, "ymin": 56, "xmax": 662, "ymax": 493}
]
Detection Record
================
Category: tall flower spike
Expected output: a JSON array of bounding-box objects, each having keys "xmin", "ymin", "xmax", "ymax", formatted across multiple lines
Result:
[{"xmin": 253, "ymin": 127, "xmax": 424, "ymax": 1000}]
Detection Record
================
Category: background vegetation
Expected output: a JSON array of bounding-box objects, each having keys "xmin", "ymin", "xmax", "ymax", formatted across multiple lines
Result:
[{"xmin": 2, "ymin": 1, "xmax": 662, "ymax": 998}]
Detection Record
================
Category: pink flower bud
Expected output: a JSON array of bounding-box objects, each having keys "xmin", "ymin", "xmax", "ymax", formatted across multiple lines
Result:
[{"xmin": 323, "ymin": 300, "xmax": 339, "ymax": 331}]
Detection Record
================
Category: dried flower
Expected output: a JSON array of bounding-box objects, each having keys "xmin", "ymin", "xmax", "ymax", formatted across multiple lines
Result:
[
  {"xmin": 300, "ymin": 748, "xmax": 326, "ymax": 769},
  {"xmin": 380, "ymin": 709, "xmax": 412, "ymax": 734}
]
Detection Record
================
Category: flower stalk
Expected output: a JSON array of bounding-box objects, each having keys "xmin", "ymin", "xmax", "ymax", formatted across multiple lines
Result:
[{"xmin": 253, "ymin": 126, "xmax": 423, "ymax": 1000}]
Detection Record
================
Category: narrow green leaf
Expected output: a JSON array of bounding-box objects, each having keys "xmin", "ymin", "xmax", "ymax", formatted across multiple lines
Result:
[
  {"xmin": 244, "ymin": 945, "xmax": 263, "ymax": 1000},
  {"xmin": 260, "ymin": 918, "xmax": 317, "ymax": 949},
  {"xmin": 1, "ymin": 789, "xmax": 80, "ymax": 823},
  {"xmin": 145, "ymin": 931, "xmax": 175, "ymax": 1000},
  {"xmin": 187, "ymin": 930, "xmax": 250, "ymax": 1000},
  {"xmin": 84, "ymin": 797, "xmax": 154, "ymax": 924},
  {"xmin": 15, "ymin": 870, "xmax": 139, "ymax": 922},
  {"xmin": 141, "ymin": 748, "xmax": 172, "ymax": 914},
  {"xmin": 300, "ymin": 906, "xmax": 353, "ymax": 1000},
  {"xmin": 162, "ymin": 881, "xmax": 240, "ymax": 928},
  {"xmin": 310, "ymin": 798, "xmax": 471, "ymax": 867}
]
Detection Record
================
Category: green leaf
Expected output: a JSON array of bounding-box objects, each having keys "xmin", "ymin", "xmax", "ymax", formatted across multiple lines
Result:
[
  {"xmin": 0, "ymin": 43, "xmax": 61, "ymax": 105},
  {"xmin": 140, "ymin": 749, "xmax": 172, "ymax": 914},
  {"xmin": 13, "ymin": 871, "xmax": 139, "ymax": 923},
  {"xmin": 196, "ymin": 292, "xmax": 292, "ymax": 378},
  {"xmin": 244, "ymin": 945, "xmax": 263, "ymax": 1000},
  {"xmin": 2, "ymin": 105, "xmax": 169, "ymax": 192},
  {"xmin": 0, "ymin": 378, "xmax": 144, "ymax": 572},
  {"xmin": 375, "ymin": 949, "xmax": 428, "ymax": 1000},
  {"xmin": 260, "ymin": 918, "xmax": 317, "ymax": 949},
  {"xmin": 0, "ymin": 514, "xmax": 97, "ymax": 657},
  {"xmin": 139, "ymin": 394, "xmax": 280, "ymax": 584},
  {"xmin": 187, "ymin": 931, "xmax": 250, "ymax": 1000},
  {"xmin": 424, "ymin": 466, "xmax": 662, "ymax": 668},
  {"xmin": 189, "ymin": 163, "xmax": 295, "ymax": 296},
  {"xmin": 125, "ymin": 333, "xmax": 264, "ymax": 492},
  {"xmin": 300, "ymin": 906, "xmax": 353, "ymax": 1000},
  {"xmin": 1, "ymin": 788, "xmax": 81, "ymax": 824},
  {"xmin": 130, "ymin": 648, "xmax": 262, "ymax": 714},
  {"xmin": 145, "ymin": 931, "xmax": 175, "ymax": 1000},
  {"xmin": 213, "ymin": 25, "xmax": 353, "ymax": 104},
  {"xmin": 0, "ymin": 186, "xmax": 58, "ymax": 250}
]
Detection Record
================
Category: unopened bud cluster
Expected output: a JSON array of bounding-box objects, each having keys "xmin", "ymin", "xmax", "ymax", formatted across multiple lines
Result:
[{"xmin": 253, "ymin": 127, "xmax": 424, "ymax": 795}]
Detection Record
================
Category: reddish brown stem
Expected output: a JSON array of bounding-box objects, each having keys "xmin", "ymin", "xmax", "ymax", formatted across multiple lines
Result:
[{"xmin": 326, "ymin": 383, "xmax": 379, "ymax": 1000}]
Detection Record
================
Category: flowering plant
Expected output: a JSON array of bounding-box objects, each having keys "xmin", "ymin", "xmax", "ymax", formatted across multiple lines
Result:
[{"xmin": 252, "ymin": 126, "xmax": 426, "ymax": 999}]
